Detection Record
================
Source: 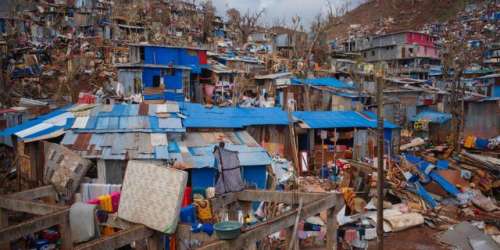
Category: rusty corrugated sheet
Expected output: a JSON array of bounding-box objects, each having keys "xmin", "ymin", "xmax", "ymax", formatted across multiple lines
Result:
[
  {"xmin": 139, "ymin": 103, "xmax": 149, "ymax": 116},
  {"xmin": 73, "ymin": 133, "xmax": 92, "ymax": 151}
]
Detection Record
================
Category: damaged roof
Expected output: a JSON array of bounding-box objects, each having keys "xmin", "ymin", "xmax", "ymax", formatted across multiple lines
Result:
[
  {"xmin": 173, "ymin": 131, "xmax": 272, "ymax": 168},
  {"xmin": 293, "ymin": 111, "xmax": 398, "ymax": 129},
  {"xmin": 180, "ymin": 102, "xmax": 290, "ymax": 128},
  {"xmin": 0, "ymin": 104, "xmax": 74, "ymax": 142},
  {"xmin": 410, "ymin": 110, "xmax": 452, "ymax": 124},
  {"xmin": 291, "ymin": 77, "xmax": 353, "ymax": 89},
  {"xmin": 1, "ymin": 103, "xmax": 184, "ymax": 143}
]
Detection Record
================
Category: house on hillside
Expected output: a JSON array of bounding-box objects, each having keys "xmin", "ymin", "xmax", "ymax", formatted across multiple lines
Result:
[
  {"xmin": 116, "ymin": 44, "xmax": 208, "ymax": 102},
  {"xmin": 0, "ymin": 102, "xmax": 275, "ymax": 194},
  {"xmin": 340, "ymin": 31, "xmax": 441, "ymax": 79},
  {"xmin": 477, "ymin": 73, "xmax": 500, "ymax": 97}
]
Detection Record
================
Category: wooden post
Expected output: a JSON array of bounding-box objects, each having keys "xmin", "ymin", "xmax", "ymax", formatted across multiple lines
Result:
[
  {"xmin": 0, "ymin": 208, "xmax": 10, "ymax": 250},
  {"xmin": 326, "ymin": 206, "xmax": 340, "ymax": 250},
  {"xmin": 59, "ymin": 215, "xmax": 73, "ymax": 250},
  {"xmin": 376, "ymin": 67, "xmax": 385, "ymax": 250},
  {"xmin": 147, "ymin": 232, "xmax": 164, "ymax": 250},
  {"xmin": 287, "ymin": 199, "xmax": 303, "ymax": 250}
]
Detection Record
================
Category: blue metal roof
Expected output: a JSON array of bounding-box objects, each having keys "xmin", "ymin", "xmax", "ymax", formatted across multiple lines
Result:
[
  {"xmin": 362, "ymin": 111, "xmax": 399, "ymax": 129},
  {"xmin": 0, "ymin": 105, "xmax": 74, "ymax": 141},
  {"xmin": 180, "ymin": 102, "xmax": 290, "ymax": 128},
  {"xmin": 291, "ymin": 77, "xmax": 353, "ymax": 89},
  {"xmin": 410, "ymin": 110, "xmax": 452, "ymax": 124},
  {"xmin": 292, "ymin": 111, "xmax": 398, "ymax": 129}
]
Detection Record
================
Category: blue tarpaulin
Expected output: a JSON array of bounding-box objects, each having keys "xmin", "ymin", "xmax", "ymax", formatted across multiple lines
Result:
[
  {"xmin": 293, "ymin": 111, "xmax": 398, "ymax": 129},
  {"xmin": 291, "ymin": 77, "xmax": 353, "ymax": 89},
  {"xmin": 410, "ymin": 110, "xmax": 452, "ymax": 124},
  {"xmin": 181, "ymin": 102, "xmax": 289, "ymax": 128}
]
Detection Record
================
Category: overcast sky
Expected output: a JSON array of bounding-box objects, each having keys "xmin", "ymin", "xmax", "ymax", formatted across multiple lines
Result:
[{"xmin": 211, "ymin": 0, "xmax": 363, "ymax": 29}]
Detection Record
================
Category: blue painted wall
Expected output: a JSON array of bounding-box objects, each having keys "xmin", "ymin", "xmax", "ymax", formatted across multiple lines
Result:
[
  {"xmin": 142, "ymin": 67, "xmax": 184, "ymax": 88},
  {"xmin": 191, "ymin": 168, "xmax": 217, "ymax": 191},
  {"xmin": 143, "ymin": 47, "xmax": 201, "ymax": 67},
  {"xmin": 241, "ymin": 165, "xmax": 267, "ymax": 189},
  {"xmin": 493, "ymin": 85, "xmax": 500, "ymax": 97},
  {"xmin": 190, "ymin": 165, "xmax": 267, "ymax": 192}
]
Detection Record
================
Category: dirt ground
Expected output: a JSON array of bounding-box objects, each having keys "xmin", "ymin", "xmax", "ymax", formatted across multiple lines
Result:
[
  {"xmin": 303, "ymin": 225, "xmax": 449, "ymax": 250},
  {"xmin": 367, "ymin": 226, "xmax": 449, "ymax": 250}
]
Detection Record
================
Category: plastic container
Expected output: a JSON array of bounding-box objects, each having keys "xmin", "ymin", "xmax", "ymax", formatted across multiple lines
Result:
[
  {"xmin": 213, "ymin": 221, "xmax": 242, "ymax": 240},
  {"xmin": 180, "ymin": 205, "xmax": 197, "ymax": 224},
  {"xmin": 182, "ymin": 187, "xmax": 192, "ymax": 208}
]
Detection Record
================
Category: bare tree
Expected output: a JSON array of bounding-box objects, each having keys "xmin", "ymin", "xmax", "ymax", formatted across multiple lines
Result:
[
  {"xmin": 441, "ymin": 29, "xmax": 483, "ymax": 154},
  {"xmin": 200, "ymin": 0, "xmax": 216, "ymax": 43},
  {"xmin": 226, "ymin": 8, "xmax": 266, "ymax": 45}
]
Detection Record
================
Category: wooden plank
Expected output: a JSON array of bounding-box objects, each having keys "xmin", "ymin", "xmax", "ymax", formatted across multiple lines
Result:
[
  {"xmin": 0, "ymin": 208, "xmax": 11, "ymax": 250},
  {"xmin": 287, "ymin": 199, "xmax": 303, "ymax": 250},
  {"xmin": 176, "ymin": 224, "xmax": 218, "ymax": 250},
  {"xmin": 6, "ymin": 186, "xmax": 57, "ymax": 200},
  {"xmin": 198, "ymin": 194, "xmax": 340, "ymax": 250},
  {"xmin": 236, "ymin": 190, "xmax": 328, "ymax": 204},
  {"xmin": 0, "ymin": 197, "xmax": 66, "ymax": 215},
  {"xmin": 75, "ymin": 225, "xmax": 154, "ymax": 250},
  {"xmin": 209, "ymin": 192, "xmax": 237, "ymax": 211},
  {"xmin": 59, "ymin": 215, "xmax": 73, "ymax": 250},
  {"xmin": 0, "ymin": 209, "xmax": 69, "ymax": 243},
  {"xmin": 147, "ymin": 232, "xmax": 164, "ymax": 250}
]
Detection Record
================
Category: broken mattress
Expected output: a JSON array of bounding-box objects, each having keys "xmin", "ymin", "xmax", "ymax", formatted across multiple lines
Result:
[{"xmin": 118, "ymin": 160, "xmax": 188, "ymax": 233}]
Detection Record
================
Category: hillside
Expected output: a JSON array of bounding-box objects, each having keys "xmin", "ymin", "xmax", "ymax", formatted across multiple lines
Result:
[{"xmin": 327, "ymin": 0, "xmax": 470, "ymax": 40}]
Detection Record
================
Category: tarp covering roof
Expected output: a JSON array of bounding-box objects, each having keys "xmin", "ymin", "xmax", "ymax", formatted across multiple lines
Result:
[
  {"xmin": 410, "ymin": 110, "xmax": 452, "ymax": 124},
  {"xmin": 292, "ymin": 111, "xmax": 398, "ymax": 129},
  {"xmin": 291, "ymin": 77, "xmax": 353, "ymax": 89},
  {"xmin": 180, "ymin": 102, "xmax": 290, "ymax": 128}
]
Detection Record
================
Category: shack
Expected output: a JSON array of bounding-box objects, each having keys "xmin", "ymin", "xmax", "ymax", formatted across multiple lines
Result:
[
  {"xmin": 292, "ymin": 110, "xmax": 399, "ymax": 171},
  {"xmin": 116, "ymin": 44, "xmax": 208, "ymax": 102},
  {"xmin": 410, "ymin": 110, "xmax": 452, "ymax": 144}
]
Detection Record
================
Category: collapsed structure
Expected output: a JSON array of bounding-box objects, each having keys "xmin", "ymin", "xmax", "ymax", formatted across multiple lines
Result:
[{"xmin": 0, "ymin": 0, "xmax": 499, "ymax": 250}]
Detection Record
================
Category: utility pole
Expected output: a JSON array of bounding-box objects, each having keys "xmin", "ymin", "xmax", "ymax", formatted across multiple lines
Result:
[{"xmin": 376, "ymin": 65, "xmax": 385, "ymax": 250}]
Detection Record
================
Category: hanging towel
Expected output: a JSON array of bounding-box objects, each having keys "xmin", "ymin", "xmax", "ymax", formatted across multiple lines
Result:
[
  {"xmin": 110, "ymin": 192, "xmax": 121, "ymax": 212},
  {"xmin": 81, "ymin": 183, "xmax": 121, "ymax": 202},
  {"xmin": 214, "ymin": 146, "xmax": 244, "ymax": 195}
]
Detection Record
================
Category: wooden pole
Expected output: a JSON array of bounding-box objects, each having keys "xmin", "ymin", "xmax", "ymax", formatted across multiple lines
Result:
[{"xmin": 376, "ymin": 68, "xmax": 385, "ymax": 250}]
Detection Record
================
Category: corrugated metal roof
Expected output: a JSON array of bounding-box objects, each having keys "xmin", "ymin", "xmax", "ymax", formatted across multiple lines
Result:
[
  {"xmin": 174, "ymin": 131, "xmax": 270, "ymax": 168},
  {"xmin": 291, "ymin": 77, "xmax": 353, "ymax": 89},
  {"xmin": 254, "ymin": 72, "xmax": 292, "ymax": 80},
  {"xmin": 181, "ymin": 102, "xmax": 289, "ymax": 128},
  {"xmin": 293, "ymin": 111, "xmax": 398, "ymax": 129},
  {"xmin": 2, "ymin": 103, "xmax": 186, "ymax": 142},
  {"xmin": 410, "ymin": 110, "xmax": 452, "ymax": 124},
  {"xmin": 0, "ymin": 105, "xmax": 75, "ymax": 141},
  {"xmin": 62, "ymin": 132, "xmax": 171, "ymax": 160},
  {"xmin": 184, "ymin": 144, "xmax": 271, "ymax": 168}
]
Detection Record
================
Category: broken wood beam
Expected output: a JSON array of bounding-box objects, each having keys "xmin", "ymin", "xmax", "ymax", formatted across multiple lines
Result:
[
  {"xmin": 6, "ymin": 185, "xmax": 57, "ymax": 200},
  {"xmin": 236, "ymin": 190, "xmax": 329, "ymax": 204},
  {"xmin": 0, "ymin": 209, "xmax": 69, "ymax": 243},
  {"xmin": 0, "ymin": 208, "xmax": 10, "ymax": 250},
  {"xmin": 0, "ymin": 197, "xmax": 67, "ymax": 216},
  {"xmin": 75, "ymin": 225, "xmax": 154, "ymax": 250},
  {"xmin": 210, "ymin": 192, "xmax": 238, "ymax": 212},
  {"xmin": 198, "ymin": 193, "xmax": 341, "ymax": 250}
]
